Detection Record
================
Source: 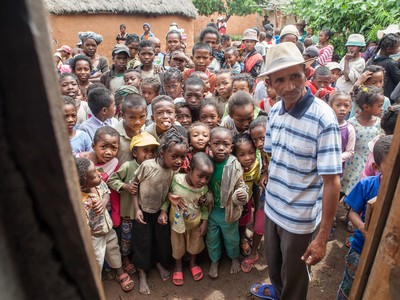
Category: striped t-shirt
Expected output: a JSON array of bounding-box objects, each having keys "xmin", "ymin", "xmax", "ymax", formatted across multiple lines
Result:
[{"xmin": 264, "ymin": 89, "xmax": 342, "ymax": 234}]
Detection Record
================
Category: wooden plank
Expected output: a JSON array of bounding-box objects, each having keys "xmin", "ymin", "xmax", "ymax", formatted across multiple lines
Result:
[{"xmin": 350, "ymin": 115, "xmax": 400, "ymax": 299}]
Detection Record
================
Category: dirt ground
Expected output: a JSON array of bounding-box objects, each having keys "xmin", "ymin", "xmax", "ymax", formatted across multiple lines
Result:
[{"xmin": 104, "ymin": 205, "xmax": 350, "ymax": 300}]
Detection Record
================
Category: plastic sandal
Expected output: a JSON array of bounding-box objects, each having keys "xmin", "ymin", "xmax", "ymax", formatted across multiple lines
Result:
[
  {"xmin": 241, "ymin": 253, "xmax": 259, "ymax": 273},
  {"xmin": 250, "ymin": 283, "xmax": 278, "ymax": 300},
  {"xmin": 240, "ymin": 240, "xmax": 252, "ymax": 257},
  {"xmin": 117, "ymin": 273, "xmax": 134, "ymax": 292},
  {"xmin": 190, "ymin": 266, "xmax": 204, "ymax": 281},
  {"xmin": 122, "ymin": 262, "xmax": 136, "ymax": 275},
  {"xmin": 173, "ymin": 271, "xmax": 184, "ymax": 286}
]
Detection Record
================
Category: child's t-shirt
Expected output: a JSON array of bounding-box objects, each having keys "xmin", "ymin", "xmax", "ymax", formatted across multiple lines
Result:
[
  {"xmin": 134, "ymin": 158, "xmax": 175, "ymax": 213},
  {"xmin": 210, "ymin": 158, "xmax": 229, "ymax": 208},
  {"xmin": 70, "ymin": 130, "xmax": 92, "ymax": 156},
  {"xmin": 345, "ymin": 174, "xmax": 381, "ymax": 254},
  {"xmin": 243, "ymin": 159, "xmax": 261, "ymax": 199}
]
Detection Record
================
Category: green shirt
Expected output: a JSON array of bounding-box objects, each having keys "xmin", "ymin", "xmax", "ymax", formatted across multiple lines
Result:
[{"xmin": 210, "ymin": 158, "xmax": 228, "ymax": 207}]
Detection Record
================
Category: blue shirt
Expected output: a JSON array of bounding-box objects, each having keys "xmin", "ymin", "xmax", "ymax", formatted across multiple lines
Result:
[
  {"xmin": 70, "ymin": 130, "xmax": 92, "ymax": 155},
  {"xmin": 345, "ymin": 175, "xmax": 381, "ymax": 254},
  {"xmin": 78, "ymin": 116, "xmax": 118, "ymax": 141}
]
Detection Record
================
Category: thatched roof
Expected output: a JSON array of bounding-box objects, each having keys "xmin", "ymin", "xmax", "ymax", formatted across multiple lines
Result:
[{"xmin": 44, "ymin": 0, "xmax": 198, "ymax": 19}]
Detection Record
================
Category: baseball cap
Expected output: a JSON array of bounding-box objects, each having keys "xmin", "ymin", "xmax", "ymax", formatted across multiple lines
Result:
[{"xmin": 130, "ymin": 132, "xmax": 160, "ymax": 151}]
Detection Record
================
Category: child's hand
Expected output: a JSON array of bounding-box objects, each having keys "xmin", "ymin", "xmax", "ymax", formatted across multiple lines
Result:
[
  {"xmin": 122, "ymin": 182, "xmax": 138, "ymax": 195},
  {"xmin": 169, "ymin": 192, "xmax": 185, "ymax": 207},
  {"xmin": 237, "ymin": 191, "xmax": 247, "ymax": 202},
  {"xmin": 199, "ymin": 220, "xmax": 208, "ymax": 236},
  {"xmin": 357, "ymin": 71, "xmax": 373, "ymax": 85},
  {"xmin": 260, "ymin": 171, "xmax": 269, "ymax": 189},
  {"xmin": 158, "ymin": 210, "xmax": 168, "ymax": 225},
  {"xmin": 92, "ymin": 200, "xmax": 104, "ymax": 215},
  {"xmin": 345, "ymin": 51, "xmax": 356, "ymax": 61},
  {"xmin": 135, "ymin": 209, "xmax": 147, "ymax": 224},
  {"xmin": 315, "ymin": 88, "xmax": 323, "ymax": 98}
]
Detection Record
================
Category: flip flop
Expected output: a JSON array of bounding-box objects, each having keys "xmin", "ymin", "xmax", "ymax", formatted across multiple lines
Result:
[
  {"xmin": 117, "ymin": 273, "xmax": 134, "ymax": 292},
  {"xmin": 241, "ymin": 253, "xmax": 259, "ymax": 273},
  {"xmin": 190, "ymin": 265, "xmax": 204, "ymax": 281},
  {"xmin": 250, "ymin": 283, "xmax": 277, "ymax": 300},
  {"xmin": 173, "ymin": 271, "xmax": 184, "ymax": 286}
]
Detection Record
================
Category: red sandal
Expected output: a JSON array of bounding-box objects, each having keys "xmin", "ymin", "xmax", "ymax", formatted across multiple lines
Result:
[
  {"xmin": 191, "ymin": 266, "xmax": 204, "ymax": 281},
  {"xmin": 117, "ymin": 273, "xmax": 134, "ymax": 292},
  {"xmin": 173, "ymin": 271, "xmax": 184, "ymax": 286}
]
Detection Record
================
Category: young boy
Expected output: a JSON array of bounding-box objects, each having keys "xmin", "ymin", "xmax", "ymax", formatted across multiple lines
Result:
[
  {"xmin": 326, "ymin": 62, "xmax": 342, "ymax": 88},
  {"xmin": 182, "ymin": 77, "xmax": 205, "ymax": 121},
  {"xmin": 100, "ymin": 44, "xmax": 130, "ymax": 94},
  {"xmin": 135, "ymin": 40, "xmax": 157, "ymax": 79},
  {"xmin": 113, "ymin": 94, "xmax": 147, "ymax": 165},
  {"xmin": 79, "ymin": 87, "xmax": 117, "ymax": 141},
  {"xmin": 206, "ymin": 127, "xmax": 249, "ymax": 278},
  {"xmin": 108, "ymin": 132, "xmax": 159, "ymax": 277},
  {"xmin": 168, "ymin": 50, "xmax": 191, "ymax": 72},
  {"xmin": 75, "ymin": 157, "xmax": 134, "ymax": 292},
  {"xmin": 337, "ymin": 135, "xmax": 392, "ymax": 299},
  {"xmin": 141, "ymin": 77, "xmax": 161, "ymax": 126},
  {"xmin": 149, "ymin": 37, "xmax": 166, "ymax": 67},
  {"xmin": 242, "ymin": 29, "xmax": 264, "ymax": 78},
  {"xmin": 200, "ymin": 27, "xmax": 224, "ymax": 72},
  {"xmin": 305, "ymin": 66, "xmax": 336, "ymax": 101},
  {"xmin": 221, "ymin": 34, "xmax": 231, "ymax": 50},
  {"xmin": 189, "ymin": 71, "xmax": 212, "ymax": 98},
  {"xmin": 145, "ymin": 95, "xmax": 187, "ymax": 142},
  {"xmin": 222, "ymin": 47, "xmax": 241, "ymax": 75},
  {"xmin": 123, "ymin": 69, "xmax": 142, "ymax": 88},
  {"xmin": 183, "ymin": 43, "xmax": 216, "ymax": 92},
  {"xmin": 126, "ymin": 34, "xmax": 141, "ymax": 69}
]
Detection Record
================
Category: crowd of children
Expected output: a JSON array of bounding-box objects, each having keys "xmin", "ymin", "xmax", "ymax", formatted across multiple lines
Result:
[{"xmin": 56, "ymin": 20, "xmax": 400, "ymax": 298}]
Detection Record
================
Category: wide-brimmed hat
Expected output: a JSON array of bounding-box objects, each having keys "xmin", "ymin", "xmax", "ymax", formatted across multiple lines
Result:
[
  {"xmin": 280, "ymin": 25, "xmax": 299, "ymax": 39},
  {"xmin": 377, "ymin": 24, "xmax": 400, "ymax": 39},
  {"xmin": 345, "ymin": 34, "xmax": 366, "ymax": 47},
  {"xmin": 112, "ymin": 44, "xmax": 130, "ymax": 57},
  {"xmin": 242, "ymin": 29, "xmax": 259, "ymax": 42},
  {"xmin": 57, "ymin": 45, "xmax": 72, "ymax": 54},
  {"xmin": 258, "ymin": 42, "xmax": 313, "ymax": 78}
]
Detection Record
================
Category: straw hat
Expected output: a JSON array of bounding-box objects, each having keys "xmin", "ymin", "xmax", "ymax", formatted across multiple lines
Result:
[
  {"xmin": 258, "ymin": 42, "xmax": 313, "ymax": 78},
  {"xmin": 242, "ymin": 29, "xmax": 259, "ymax": 42},
  {"xmin": 345, "ymin": 34, "xmax": 366, "ymax": 47},
  {"xmin": 280, "ymin": 25, "xmax": 299, "ymax": 39},
  {"xmin": 377, "ymin": 24, "xmax": 400, "ymax": 39}
]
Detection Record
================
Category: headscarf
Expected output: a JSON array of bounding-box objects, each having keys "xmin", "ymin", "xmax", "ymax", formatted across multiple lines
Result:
[
  {"xmin": 78, "ymin": 31, "xmax": 103, "ymax": 45},
  {"xmin": 114, "ymin": 85, "xmax": 141, "ymax": 108},
  {"xmin": 141, "ymin": 24, "xmax": 154, "ymax": 41}
]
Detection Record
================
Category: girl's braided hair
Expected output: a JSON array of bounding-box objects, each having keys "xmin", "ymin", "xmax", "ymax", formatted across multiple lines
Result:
[
  {"xmin": 158, "ymin": 129, "xmax": 189, "ymax": 157},
  {"xmin": 352, "ymin": 85, "xmax": 383, "ymax": 109},
  {"xmin": 232, "ymin": 132, "xmax": 255, "ymax": 155},
  {"xmin": 377, "ymin": 33, "xmax": 400, "ymax": 52},
  {"xmin": 75, "ymin": 157, "xmax": 91, "ymax": 186}
]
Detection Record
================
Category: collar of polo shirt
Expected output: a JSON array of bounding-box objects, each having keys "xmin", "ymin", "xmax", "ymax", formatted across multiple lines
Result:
[{"xmin": 279, "ymin": 87, "xmax": 315, "ymax": 119}]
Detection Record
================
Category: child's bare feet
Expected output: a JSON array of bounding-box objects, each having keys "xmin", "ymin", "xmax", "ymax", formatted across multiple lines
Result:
[
  {"xmin": 209, "ymin": 261, "xmax": 219, "ymax": 279},
  {"xmin": 138, "ymin": 269, "xmax": 150, "ymax": 295},
  {"xmin": 230, "ymin": 258, "xmax": 241, "ymax": 274},
  {"xmin": 156, "ymin": 262, "xmax": 170, "ymax": 282}
]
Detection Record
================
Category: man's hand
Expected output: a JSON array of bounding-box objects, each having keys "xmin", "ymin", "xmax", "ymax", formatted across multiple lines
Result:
[{"xmin": 301, "ymin": 237, "xmax": 326, "ymax": 266}]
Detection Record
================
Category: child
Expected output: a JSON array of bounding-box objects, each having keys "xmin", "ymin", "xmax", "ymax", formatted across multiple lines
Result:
[
  {"xmin": 132, "ymin": 130, "xmax": 189, "ymax": 295},
  {"xmin": 183, "ymin": 76, "xmax": 205, "ymax": 121},
  {"xmin": 100, "ymin": 44, "xmax": 130, "ymax": 94},
  {"xmin": 337, "ymin": 135, "xmax": 392, "ymax": 299},
  {"xmin": 206, "ymin": 127, "xmax": 249, "ymax": 278},
  {"xmin": 108, "ymin": 132, "xmax": 159, "ymax": 276},
  {"xmin": 71, "ymin": 54, "xmax": 93, "ymax": 100},
  {"xmin": 149, "ymin": 37, "xmax": 165, "ymax": 66},
  {"xmin": 79, "ymin": 88, "xmax": 117, "ymax": 141},
  {"xmin": 161, "ymin": 152, "xmax": 214, "ymax": 285},
  {"xmin": 59, "ymin": 72, "xmax": 91, "ymax": 124},
  {"xmin": 140, "ymin": 23, "xmax": 154, "ymax": 41},
  {"xmin": 145, "ymin": 95, "xmax": 187, "ymax": 142},
  {"xmin": 183, "ymin": 43, "xmax": 216, "ymax": 92},
  {"xmin": 113, "ymin": 94, "xmax": 147, "ymax": 165},
  {"xmin": 221, "ymin": 34, "xmax": 231, "ymax": 50},
  {"xmin": 114, "ymin": 85, "xmax": 141, "ymax": 120},
  {"xmin": 232, "ymin": 73, "xmax": 254, "ymax": 94},
  {"xmin": 222, "ymin": 47, "xmax": 241, "ymax": 75},
  {"xmin": 232, "ymin": 134, "xmax": 260, "ymax": 258},
  {"xmin": 175, "ymin": 102, "xmax": 192, "ymax": 129},
  {"xmin": 164, "ymin": 67, "xmax": 184, "ymax": 100},
  {"xmin": 123, "ymin": 69, "xmax": 142, "ymax": 88},
  {"xmin": 168, "ymin": 50, "xmax": 191, "ymax": 72},
  {"xmin": 62, "ymin": 96, "xmax": 92, "ymax": 155},
  {"xmin": 221, "ymin": 91, "xmax": 261, "ymax": 136},
  {"xmin": 189, "ymin": 71, "xmax": 212, "ymax": 98},
  {"xmin": 326, "ymin": 62, "xmax": 342, "ymax": 88},
  {"xmin": 369, "ymin": 33, "xmax": 400, "ymax": 102},
  {"xmin": 341, "ymin": 86, "xmax": 384, "ymax": 196},
  {"xmin": 199, "ymin": 98, "xmax": 221, "ymax": 129},
  {"xmin": 242, "ymin": 29, "xmax": 263, "ymax": 78},
  {"xmin": 75, "ymin": 158, "xmax": 134, "ymax": 292},
  {"xmin": 215, "ymin": 70, "xmax": 234, "ymax": 109},
  {"xmin": 305, "ymin": 66, "xmax": 336, "ymax": 101},
  {"xmin": 141, "ymin": 77, "xmax": 161, "ymax": 126},
  {"xmin": 241, "ymin": 116, "xmax": 267, "ymax": 272},
  {"xmin": 259, "ymin": 84, "xmax": 280, "ymax": 115},
  {"xmin": 166, "ymin": 30, "xmax": 183, "ymax": 54},
  {"xmin": 126, "ymin": 34, "xmax": 141, "ymax": 70},
  {"xmin": 200, "ymin": 27, "xmax": 224, "ymax": 72},
  {"xmin": 136, "ymin": 40, "xmax": 157, "ymax": 79}
]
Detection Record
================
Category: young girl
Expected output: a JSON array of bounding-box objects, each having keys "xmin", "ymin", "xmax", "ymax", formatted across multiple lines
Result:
[
  {"xmin": 163, "ymin": 30, "xmax": 183, "ymax": 68},
  {"xmin": 71, "ymin": 54, "xmax": 93, "ymax": 100},
  {"xmin": 341, "ymin": 86, "xmax": 384, "ymax": 196},
  {"xmin": 161, "ymin": 152, "xmax": 214, "ymax": 286},
  {"xmin": 75, "ymin": 157, "xmax": 134, "ymax": 292},
  {"xmin": 132, "ymin": 130, "xmax": 189, "ymax": 295},
  {"xmin": 59, "ymin": 73, "xmax": 91, "ymax": 124},
  {"xmin": 259, "ymin": 84, "xmax": 280, "ymax": 115},
  {"xmin": 62, "ymin": 96, "xmax": 92, "ymax": 155},
  {"xmin": 199, "ymin": 98, "xmax": 221, "ymax": 129},
  {"xmin": 164, "ymin": 67, "xmax": 184, "ymax": 100},
  {"xmin": 175, "ymin": 102, "xmax": 192, "ymax": 129},
  {"xmin": 232, "ymin": 134, "xmax": 260, "ymax": 259},
  {"xmin": 215, "ymin": 70, "xmax": 233, "ymax": 110}
]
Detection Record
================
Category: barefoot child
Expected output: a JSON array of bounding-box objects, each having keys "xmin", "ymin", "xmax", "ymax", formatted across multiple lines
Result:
[
  {"xmin": 108, "ymin": 132, "xmax": 159, "ymax": 276},
  {"xmin": 206, "ymin": 127, "xmax": 249, "ymax": 278},
  {"xmin": 161, "ymin": 152, "xmax": 214, "ymax": 286},
  {"xmin": 75, "ymin": 157, "xmax": 134, "ymax": 292},
  {"xmin": 132, "ymin": 130, "xmax": 189, "ymax": 294},
  {"xmin": 199, "ymin": 98, "xmax": 221, "ymax": 129}
]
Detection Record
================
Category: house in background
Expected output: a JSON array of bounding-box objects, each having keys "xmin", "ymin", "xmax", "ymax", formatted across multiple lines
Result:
[{"xmin": 44, "ymin": 0, "xmax": 198, "ymax": 60}]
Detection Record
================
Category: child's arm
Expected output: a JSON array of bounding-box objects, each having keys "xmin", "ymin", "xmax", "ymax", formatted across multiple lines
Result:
[
  {"xmin": 199, "ymin": 204, "xmax": 209, "ymax": 236},
  {"xmin": 132, "ymin": 179, "xmax": 146, "ymax": 224},
  {"xmin": 342, "ymin": 124, "xmax": 355, "ymax": 162},
  {"xmin": 92, "ymin": 189, "xmax": 110, "ymax": 215},
  {"xmin": 232, "ymin": 175, "xmax": 249, "ymax": 205},
  {"xmin": 158, "ymin": 198, "xmax": 170, "ymax": 225},
  {"xmin": 349, "ymin": 208, "xmax": 367, "ymax": 237}
]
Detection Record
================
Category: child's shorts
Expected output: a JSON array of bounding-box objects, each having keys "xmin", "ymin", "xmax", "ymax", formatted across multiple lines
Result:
[
  {"xmin": 253, "ymin": 208, "xmax": 265, "ymax": 235},
  {"xmin": 171, "ymin": 226, "xmax": 205, "ymax": 259},
  {"xmin": 92, "ymin": 229, "xmax": 122, "ymax": 273},
  {"xmin": 239, "ymin": 198, "xmax": 252, "ymax": 227},
  {"xmin": 337, "ymin": 247, "xmax": 360, "ymax": 299}
]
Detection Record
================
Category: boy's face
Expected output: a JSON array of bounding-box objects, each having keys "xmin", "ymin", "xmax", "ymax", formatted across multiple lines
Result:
[
  {"xmin": 141, "ymin": 84, "xmax": 157, "ymax": 105},
  {"xmin": 216, "ymin": 73, "xmax": 233, "ymax": 99},
  {"xmin": 224, "ymin": 51, "xmax": 237, "ymax": 66},
  {"xmin": 199, "ymin": 74, "xmax": 210, "ymax": 93},
  {"xmin": 60, "ymin": 76, "xmax": 79, "ymax": 98},
  {"xmin": 232, "ymin": 80, "xmax": 250, "ymax": 94},
  {"xmin": 230, "ymin": 104, "xmax": 254, "ymax": 133},
  {"xmin": 63, "ymin": 104, "xmax": 77, "ymax": 133},
  {"xmin": 250, "ymin": 126, "xmax": 266, "ymax": 151},
  {"xmin": 161, "ymin": 144, "xmax": 188, "ymax": 171},
  {"xmin": 92, "ymin": 134, "xmax": 119, "ymax": 164},
  {"xmin": 199, "ymin": 105, "xmax": 220, "ymax": 129},
  {"xmin": 104, "ymin": 96, "xmax": 116, "ymax": 119},
  {"xmin": 113, "ymin": 53, "xmax": 128, "ymax": 72},
  {"xmin": 331, "ymin": 69, "xmax": 341, "ymax": 83},
  {"xmin": 151, "ymin": 101, "xmax": 176, "ymax": 133},
  {"xmin": 167, "ymin": 33, "xmax": 181, "ymax": 52},
  {"xmin": 122, "ymin": 106, "xmax": 146, "ymax": 132},
  {"xmin": 132, "ymin": 145, "xmax": 158, "ymax": 164},
  {"xmin": 165, "ymin": 79, "xmax": 183, "ymax": 100},
  {"xmin": 203, "ymin": 33, "xmax": 219, "ymax": 51},
  {"xmin": 210, "ymin": 131, "xmax": 233, "ymax": 162},
  {"xmin": 153, "ymin": 40, "xmax": 161, "ymax": 54},
  {"xmin": 184, "ymin": 85, "xmax": 204, "ymax": 111},
  {"xmin": 127, "ymin": 42, "xmax": 139, "ymax": 58},
  {"xmin": 139, "ymin": 47, "xmax": 155, "ymax": 66},
  {"xmin": 124, "ymin": 72, "xmax": 141, "ymax": 88},
  {"xmin": 235, "ymin": 141, "xmax": 256, "ymax": 170},
  {"xmin": 84, "ymin": 162, "xmax": 102, "ymax": 189},
  {"xmin": 176, "ymin": 106, "xmax": 192, "ymax": 129},
  {"xmin": 192, "ymin": 49, "xmax": 212, "ymax": 72},
  {"xmin": 187, "ymin": 164, "xmax": 214, "ymax": 188},
  {"xmin": 244, "ymin": 40, "xmax": 256, "ymax": 51},
  {"xmin": 312, "ymin": 74, "xmax": 331, "ymax": 90}
]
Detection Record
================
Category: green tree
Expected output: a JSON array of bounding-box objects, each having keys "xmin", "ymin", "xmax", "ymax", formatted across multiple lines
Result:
[
  {"xmin": 192, "ymin": 0, "xmax": 261, "ymax": 21},
  {"xmin": 282, "ymin": 0, "xmax": 400, "ymax": 56}
]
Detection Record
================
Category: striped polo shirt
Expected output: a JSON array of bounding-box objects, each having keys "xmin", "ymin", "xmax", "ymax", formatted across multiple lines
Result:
[{"xmin": 264, "ymin": 88, "xmax": 342, "ymax": 234}]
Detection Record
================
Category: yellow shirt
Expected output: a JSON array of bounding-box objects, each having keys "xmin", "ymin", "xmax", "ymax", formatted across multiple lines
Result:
[{"xmin": 243, "ymin": 159, "xmax": 261, "ymax": 199}]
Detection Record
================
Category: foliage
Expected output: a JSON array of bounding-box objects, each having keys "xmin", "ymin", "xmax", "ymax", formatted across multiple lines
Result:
[
  {"xmin": 192, "ymin": 0, "xmax": 262, "ymax": 20},
  {"xmin": 281, "ymin": 0, "xmax": 400, "ymax": 57}
]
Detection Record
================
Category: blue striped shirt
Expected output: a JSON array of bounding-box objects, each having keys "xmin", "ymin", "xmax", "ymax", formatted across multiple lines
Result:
[{"xmin": 264, "ymin": 89, "xmax": 342, "ymax": 234}]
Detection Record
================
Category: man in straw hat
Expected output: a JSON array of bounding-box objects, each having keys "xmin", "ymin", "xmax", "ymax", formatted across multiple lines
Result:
[{"xmin": 250, "ymin": 42, "xmax": 342, "ymax": 300}]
